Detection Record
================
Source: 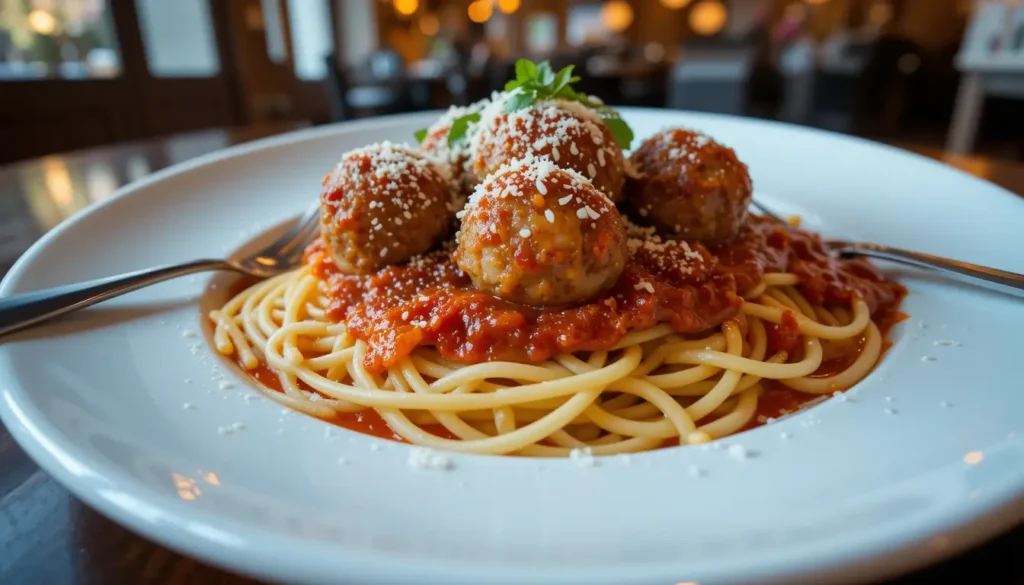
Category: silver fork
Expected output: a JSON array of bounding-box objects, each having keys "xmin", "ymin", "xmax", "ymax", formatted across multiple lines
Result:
[
  {"xmin": 751, "ymin": 199, "xmax": 1024, "ymax": 298},
  {"xmin": 0, "ymin": 201, "xmax": 321, "ymax": 338}
]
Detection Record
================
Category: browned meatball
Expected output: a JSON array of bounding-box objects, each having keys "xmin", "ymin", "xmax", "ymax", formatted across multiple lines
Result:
[
  {"xmin": 454, "ymin": 157, "xmax": 627, "ymax": 306},
  {"xmin": 470, "ymin": 97, "xmax": 626, "ymax": 202},
  {"xmin": 420, "ymin": 98, "xmax": 490, "ymax": 201},
  {"xmin": 320, "ymin": 141, "xmax": 455, "ymax": 274},
  {"xmin": 626, "ymin": 128, "xmax": 752, "ymax": 243}
]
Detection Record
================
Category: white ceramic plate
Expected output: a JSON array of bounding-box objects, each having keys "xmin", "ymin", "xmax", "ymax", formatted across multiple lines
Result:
[{"xmin": 1, "ymin": 110, "xmax": 1023, "ymax": 585}]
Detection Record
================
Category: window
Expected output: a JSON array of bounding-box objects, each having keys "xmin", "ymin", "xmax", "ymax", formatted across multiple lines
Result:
[
  {"xmin": 567, "ymin": 4, "xmax": 604, "ymax": 47},
  {"xmin": 0, "ymin": 0, "xmax": 121, "ymax": 80},
  {"xmin": 134, "ymin": 0, "xmax": 219, "ymax": 77},
  {"xmin": 286, "ymin": 0, "xmax": 333, "ymax": 80},
  {"xmin": 525, "ymin": 12, "xmax": 557, "ymax": 54}
]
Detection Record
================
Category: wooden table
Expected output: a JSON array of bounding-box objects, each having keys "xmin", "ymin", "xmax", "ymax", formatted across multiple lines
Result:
[{"xmin": 0, "ymin": 124, "xmax": 1021, "ymax": 584}]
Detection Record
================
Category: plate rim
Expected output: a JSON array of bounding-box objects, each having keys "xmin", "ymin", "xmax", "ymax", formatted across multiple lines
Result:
[
  {"xmin": 2, "ymin": 389, "xmax": 1022, "ymax": 585},
  {"xmin": 2, "ymin": 109, "xmax": 1023, "ymax": 585}
]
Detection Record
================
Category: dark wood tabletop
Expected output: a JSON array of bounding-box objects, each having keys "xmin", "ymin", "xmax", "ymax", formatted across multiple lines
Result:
[{"xmin": 0, "ymin": 122, "xmax": 1021, "ymax": 585}]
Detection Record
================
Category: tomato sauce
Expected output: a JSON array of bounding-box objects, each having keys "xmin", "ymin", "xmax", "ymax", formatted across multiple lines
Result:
[
  {"xmin": 747, "ymin": 304, "xmax": 908, "ymax": 428},
  {"xmin": 309, "ymin": 216, "xmax": 905, "ymax": 375}
]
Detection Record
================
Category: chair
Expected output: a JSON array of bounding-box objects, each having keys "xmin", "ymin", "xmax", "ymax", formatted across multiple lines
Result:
[
  {"xmin": 322, "ymin": 50, "xmax": 416, "ymax": 122},
  {"xmin": 667, "ymin": 38, "xmax": 758, "ymax": 116}
]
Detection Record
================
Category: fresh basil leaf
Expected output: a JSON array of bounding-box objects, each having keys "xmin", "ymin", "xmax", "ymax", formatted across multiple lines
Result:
[
  {"xmin": 414, "ymin": 128, "xmax": 428, "ymax": 143},
  {"xmin": 504, "ymin": 91, "xmax": 535, "ymax": 113},
  {"xmin": 551, "ymin": 65, "xmax": 575, "ymax": 94},
  {"xmin": 603, "ymin": 117, "xmax": 634, "ymax": 150},
  {"xmin": 505, "ymin": 79, "xmax": 523, "ymax": 91},
  {"xmin": 446, "ymin": 112, "xmax": 481, "ymax": 147},
  {"xmin": 569, "ymin": 76, "xmax": 581, "ymax": 83},
  {"xmin": 515, "ymin": 58, "xmax": 537, "ymax": 83},
  {"xmin": 536, "ymin": 61, "xmax": 555, "ymax": 85},
  {"xmin": 554, "ymin": 84, "xmax": 581, "ymax": 101}
]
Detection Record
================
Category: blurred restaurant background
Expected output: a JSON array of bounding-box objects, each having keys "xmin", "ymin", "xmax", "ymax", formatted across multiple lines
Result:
[
  {"xmin": 1, "ymin": 0, "xmax": 1022, "ymax": 161},
  {"xmin": 0, "ymin": 0, "xmax": 1022, "ymax": 209},
  {"xmin": 2, "ymin": 0, "xmax": 1024, "ymax": 163}
]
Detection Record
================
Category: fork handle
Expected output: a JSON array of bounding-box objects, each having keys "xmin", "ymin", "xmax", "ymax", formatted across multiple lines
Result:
[
  {"xmin": 833, "ymin": 242, "xmax": 1024, "ymax": 298},
  {"xmin": 0, "ymin": 259, "xmax": 231, "ymax": 339}
]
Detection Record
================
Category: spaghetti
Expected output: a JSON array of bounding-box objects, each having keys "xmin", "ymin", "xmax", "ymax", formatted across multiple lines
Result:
[{"xmin": 209, "ymin": 218, "xmax": 904, "ymax": 457}]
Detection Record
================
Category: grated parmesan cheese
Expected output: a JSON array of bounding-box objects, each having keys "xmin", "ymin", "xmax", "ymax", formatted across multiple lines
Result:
[
  {"xmin": 408, "ymin": 446, "xmax": 453, "ymax": 470},
  {"xmin": 568, "ymin": 447, "xmax": 596, "ymax": 467},
  {"xmin": 728, "ymin": 444, "xmax": 751, "ymax": 460}
]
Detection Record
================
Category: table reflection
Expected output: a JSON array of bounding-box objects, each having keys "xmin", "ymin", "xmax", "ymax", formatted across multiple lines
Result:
[{"xmin": 0, "ymin": 122, "xmax": 305, "ymax": 277}]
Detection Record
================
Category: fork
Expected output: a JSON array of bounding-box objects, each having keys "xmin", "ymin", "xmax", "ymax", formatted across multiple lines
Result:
[
  {"xmin": 751, "ymin": 199, "xmax": 1024, "ymax": 298},
  {"xmin": 0, "ymin": 201, "xmax": 321, "ymax": 338}
]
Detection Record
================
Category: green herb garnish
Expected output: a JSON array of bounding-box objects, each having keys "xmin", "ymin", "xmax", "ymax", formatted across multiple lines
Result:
[
  {"xmin": 446, "ymin": 112, "xmax": 480, "ymax": 147},
  {"xmin": 502, "ymin": 58, "xmax": 632, "ymax": 149},
  {"xmin": 413, "ymin": 112, "xmax": 481, "ymax": 148},
  {"xmin": 413, "ymin": 58, "xmax": 633, "ymax": 149}
]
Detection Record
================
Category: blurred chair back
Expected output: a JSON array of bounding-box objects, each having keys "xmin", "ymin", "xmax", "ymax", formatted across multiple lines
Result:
[
  {"xmin": 323, "ymin": 52, "xmax": 352, "ymax": 122},
  {"xmin": 323, "ymin": 49, "xmax": 418, "ymax": 121},
  {"xmin": 366, "ymin": 48, "xmax": 405, "ymax": 80},
  {"xmin": 790, "ymin": 33, "xmax": 885, "ymax": 134},
  {"xmin": 667, "ymin": 41, "xmax": 758, "ymax": 115}
]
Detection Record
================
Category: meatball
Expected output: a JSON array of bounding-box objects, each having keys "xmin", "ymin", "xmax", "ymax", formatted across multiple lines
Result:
[
  {"xmin": 470, "ymin": 97, "xmax": 626, "ymax": 202},
  {"xmin": 319, "ymin": 141, "xmax": 455, "ymax": 274},
  {"xmin": 626, "ymin": 128, "xmax": 752, "ymax": 243},
  {"xmin": 454, "ymin": 157, "xmax": 627, "ymax": 306},
  {"xmin": 420, "ymin": 98, "xmax": 489, "ymax": 201}
]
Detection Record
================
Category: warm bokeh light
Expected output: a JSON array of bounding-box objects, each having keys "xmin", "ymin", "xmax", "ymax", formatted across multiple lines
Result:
[
  {"xmin": 689, "ymin": 1, "xmax": 728, "ymax": 36},
  {"xmin": 468, "ymin": 0, "xmax": 493, "ymax": 23},
  {"xmin": 419, "ymin": 13, "xmax": 439, "ymax": 36},
  {"xmin": 868, "ymin": 1, "xmax": 894, "ymax": 27},
  {"xmin": 601, "ymin": 0, "xmax": 634, "ymax": 33},
  {"xmin": 172, "ymin": 473, "xmax": 201, "ymax": 501},
  {"xmin": 393, "ymin": 0, "xmax": 418, "ymax": 17},
  {"xmin": 27, "ymin": 10, "xmax": 57, "ymax": 35},
  {"xmin": 644, "ymin": 42, "xmax": 665, "ymax": 62},
  {"xmin": 964, "ymin": 451, "xmax": 984, "ymax": 465},
  {"xmin": 497, "ymin": 0, "xmax": 521, "ymax": 15},
  {"xmin": 660, "ymin": 0, "xmax": 692, "ymax": 9},
  {"xmin": 42, "ymin": 158, "xmax": 73, "ymax": 209},
  {"xmin": 805, "ymin": 0, "xmax": 831, "ymax": 5}
]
